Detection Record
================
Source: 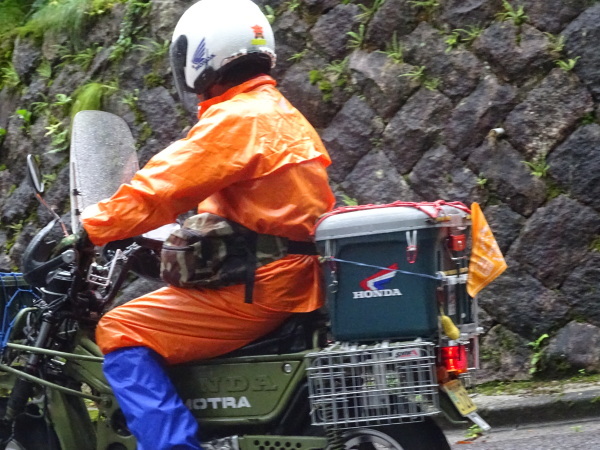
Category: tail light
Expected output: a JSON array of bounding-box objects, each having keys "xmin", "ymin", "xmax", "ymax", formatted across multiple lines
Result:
[{"xmin": 440, "ymin": 345, "xmax": 468, "ymax": 374}]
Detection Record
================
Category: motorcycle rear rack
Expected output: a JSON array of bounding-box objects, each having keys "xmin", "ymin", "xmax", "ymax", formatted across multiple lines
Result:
[{"xmin": 305, "ymin": 341, "xmax": 439, "ymax": 428}]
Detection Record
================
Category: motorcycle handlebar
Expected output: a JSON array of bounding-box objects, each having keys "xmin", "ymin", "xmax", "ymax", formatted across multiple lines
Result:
[
  {"xmin": 23, "ymin": 251, "xmax": 75, "ymax": 287},
  {"xmin": 22, "ymin": 219, "xmax": 74, "ymax": 287}
]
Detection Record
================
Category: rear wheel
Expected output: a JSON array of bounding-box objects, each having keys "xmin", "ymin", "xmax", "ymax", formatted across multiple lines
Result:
[
  {"xmin": 340, "ymin": 418, "xmax": 451, "ymax": 450},
  {"xmin": 0, "ymin": 399, "xmax": 60, "ymax": 450}
]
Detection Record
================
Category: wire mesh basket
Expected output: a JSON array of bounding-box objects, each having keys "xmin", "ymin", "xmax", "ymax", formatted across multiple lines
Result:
[
  {"xmin": 305, "ymin": 341, "xmax": 439, "ymax": 428},
  {"xmin": 0, "ymin": 273, "xmax": 38, "ymax": 349}
]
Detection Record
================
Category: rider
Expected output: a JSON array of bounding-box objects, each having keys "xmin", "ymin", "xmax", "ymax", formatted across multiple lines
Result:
[{"xmin": 79, "ymin": 0, "xmax": 335, "ymax": 448}]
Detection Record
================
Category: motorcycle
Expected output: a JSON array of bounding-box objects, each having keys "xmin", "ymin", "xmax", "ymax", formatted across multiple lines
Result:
[{"xmin": 0, "ymin": 110, "xmax": 490, "ymax": 450}]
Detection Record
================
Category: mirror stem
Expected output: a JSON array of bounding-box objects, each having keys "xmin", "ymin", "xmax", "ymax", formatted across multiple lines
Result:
[{"xmin": 34, "ymin": 192, "xmax": 69, "ymax": 237}]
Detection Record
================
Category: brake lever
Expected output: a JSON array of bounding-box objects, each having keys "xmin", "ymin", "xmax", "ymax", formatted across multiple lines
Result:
[{"xmin": 87, "ymin": 249, "xmax": 124, "ymax": 288}]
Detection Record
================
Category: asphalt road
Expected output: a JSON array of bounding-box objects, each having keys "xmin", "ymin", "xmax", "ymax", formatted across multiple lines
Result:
[{"xmin": 445, "ymin": 418, "xmax": 600, "ymax": 449}]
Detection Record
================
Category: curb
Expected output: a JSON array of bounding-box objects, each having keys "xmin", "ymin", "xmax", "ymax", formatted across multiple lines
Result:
[{"xmin": 440, "ymin": 384, "xmax": 600, "ymax": 430}]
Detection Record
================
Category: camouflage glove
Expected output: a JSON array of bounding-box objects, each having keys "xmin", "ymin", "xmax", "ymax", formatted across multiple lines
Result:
[{"xmin": 53, "ymin": 228, "xmax": 92, "ymax": 256}]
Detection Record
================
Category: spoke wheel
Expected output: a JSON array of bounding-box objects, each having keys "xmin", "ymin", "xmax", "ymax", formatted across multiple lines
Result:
[
  {"xmin": 4, "ymin": 440, "xmax": 27, "ymax": 450},
  {"xmin": 343, "ymin": 428, "xmax": 404, "ymax": 450},
  {"xmin": 340, "ymin": 418, "xmax": 451, "ymax": 450},
  {"xmin": 0, "ymin": 399, "xmax": 60, "ymax": 450}
]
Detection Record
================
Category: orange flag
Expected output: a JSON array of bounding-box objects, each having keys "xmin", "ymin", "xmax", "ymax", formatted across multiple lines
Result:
[{"xmin": 467, "ymin": 203, "xmax": 508, "ymax": 297}]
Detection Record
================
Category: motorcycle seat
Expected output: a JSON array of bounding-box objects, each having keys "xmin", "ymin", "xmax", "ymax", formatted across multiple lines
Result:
[{"xmin": 220, "ymin": 309, "xmax": 327, "ymax": 358}]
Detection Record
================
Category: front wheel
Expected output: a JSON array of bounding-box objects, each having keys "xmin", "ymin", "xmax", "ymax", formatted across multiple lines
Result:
[
  {"xmin": 0, "ymin": 399, "xmax": 60, "ymax": 450},
  {"xmin": 340, "ymin": 418, "xmax": 451, "ymax": 450}
]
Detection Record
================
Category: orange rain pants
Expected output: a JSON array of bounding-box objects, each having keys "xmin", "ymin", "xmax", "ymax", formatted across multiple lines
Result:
[{"xmin": 81, "ymin": 75, "xmax": 335, "ymax": 364}]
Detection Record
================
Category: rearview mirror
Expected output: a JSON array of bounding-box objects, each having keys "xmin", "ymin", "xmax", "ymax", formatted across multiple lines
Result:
[{"xmin": 26, "ymin": 154, "xmax": 44, "ymax": 194}]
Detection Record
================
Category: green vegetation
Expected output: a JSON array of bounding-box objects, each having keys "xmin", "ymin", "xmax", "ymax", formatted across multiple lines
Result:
[
  {"xmin": 497, "ymin": 0, "xmax": 528, "ymax": 26},
  {"xmin": 4, "ymin": 220, "xmax": 24, "ymax": 252},
  {"xmin": 400, "ymin": 65, "xmax": 440, "ymax": 91},
  {"xmin": 71, "ymin": 82, "xmax": 117, "ymax": 119},
  {"xmin": 555, "ymin": 57, "xmax": 580, "ymax": 72},
  {"xmin": 347, "ymin": 24, "xmax": 366, "ymax": 49},
  {"xmin": 445, "ymin": 31, "xmax": 461, "ymax": 52},
  {"xmin": 465, "ymin": 424, "xmax": 484, "ymax": 439},
  {"xmin": 262, "ymin": 5, "xmax": 276, "ymax": 25},
  {"xmin": 285, "ymin": 0, "xmax": 301, "ymax": 12},
  {"xmin": 341, "ymin": 193, "xmax": 358, "ymax": 206},
  {"xmin": 580, "ymin": 111, "xmax": 596, "ymax": 125},
  {"xmin": 445, "ymin": 26, "xmax": 484, "ymax": 52},
  {"xmin": 590, "ymin": 235, "xmax": 600, "ymax": 252},
  {"xmin": 288, "ymin": 49, "xmax": 308, "ymax": 62},
  {"xmin": 19, "ymin": 0, "xmax": 91, "ymax": 43},
  {"xmin": 409, "ymin": 0, "xmax": 439, "ymax": 7},
  {"xmin": 109, "ymin": 0, "xmax": 152, "ymax": 62},
  {"xmin": 17, "ymin": 0, "xmax": 127, "ymax": 42},
  {"xmin": 42, "ymin": 172, "xmax": 58, "ymax": 185},
  {"xmin": 522, "ymin": 154, "xmax": 550, "ymax": 178},
  {"xmin": 459, "ymin": 26, "xmax": 484, "ymax": 44},
  {"xmin": 423, "ymin": 77, "xmax": 440, "ymax": 91},
  {"xmin": 408, "ymin": 0, "xmax": 440, "ymax": 14},
  {"xmin": 0, "ymin": 63, "xmax": 20, "ymax": 89},
  {"xmin": 89, "ymin": 0, "xmax": 127, "ymax": 17},
  {"xmin": 134, "ymin": 37, "xmax": 170, "ymax": 86},
  {"xmin": 109, "ymin": 37, "xmax": 133, "ymax": 62},
  {"xmin": 476, "ymin": 175, "xmax": 488, "ymax": 188},
  {"xmin": 378, "ymin": 32, "xmax": 403, "ymax": 63},
  {"xmin": 28, "ymin": 90, "xmax": 76, "ymax": 152},
  {"xmin": 32, "ymin": 93, "xmax": 67, "ymax": 116},
  {"xmin": 546, "ymin": 179, "xmax": 567, "ymax": 201},
  {"xmin": 0, "ymin": 0, "xmax": 126, "ymax": 90},
  {"xmin": 0, "ymin": 1, "xmax": 32, "ymax": 90},
  {"xmin": 400, "ymin": 65, "xmax": 426, "ymax": 82},
  {"xmin": 143, "ymin": 73, "xmax": 163, "ymax": 88},
  {"xmin": 528, "ymin": 333, "xmax": 549, "ymax": 375},
  {"xmin": 135, "ymin": 38, "xmax": 170, "ymax": 65},
  {"xmin": 545, "ymin": 33, "xmax": 565, "ymax": 56},
  {"xmin": 356, "ymin": 0, "xmax": 385, "ymax": 23},
  {"xmin": 45, "ymin": 117, "xmax": 70, "ymax": 153},
  {"xmin": 476, "ymin": 365, "xmax": 600, "ymax": 397},
  {"xmin": 0, "ymin": 0, "xmax": 34, "ymax": 35},
  {"xmin": 309, "ymin": 58, "xmax": 350, "ymax": 102},
  {"xmin": 14, "ymin": 109, "xmax": 33, "ymax": 131},
  {"xmin": 60, "ymin": 46, "xmax": 103, "ymax": 71},
  {"xmin": 121, "ymin": 89, "xmax": 145, "ymax": 123},
  {"xmin": 36, "ymin": 59, "xmax": 53, "ymax": 82}
]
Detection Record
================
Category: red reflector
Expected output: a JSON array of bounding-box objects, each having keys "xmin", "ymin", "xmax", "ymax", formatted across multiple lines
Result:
[
  {"xmin": 441, "ymin": 345, "xmax": 468, "ymax": 373},
  {"xmin": 448, "ymin": 234, "xmax": 466, "ymax": 252}
]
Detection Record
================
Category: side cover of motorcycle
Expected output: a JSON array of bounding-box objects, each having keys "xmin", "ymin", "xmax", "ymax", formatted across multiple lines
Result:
[{"xmin": 70, "ymin": 110, "xmax": 139, "ymax": 233}]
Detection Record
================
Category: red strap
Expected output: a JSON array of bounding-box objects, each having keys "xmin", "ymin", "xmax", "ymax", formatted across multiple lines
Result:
[{"xmin": 312, "ymin": 200, "xmax": 471, "ymax": 234}]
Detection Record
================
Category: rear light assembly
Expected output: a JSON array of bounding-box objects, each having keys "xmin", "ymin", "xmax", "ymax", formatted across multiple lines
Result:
[{"xmin": 440, "ymin": 344, "xmax": 469, "ymax": 374}]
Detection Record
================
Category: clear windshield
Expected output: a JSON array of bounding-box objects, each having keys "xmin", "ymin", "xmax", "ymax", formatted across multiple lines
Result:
[{"xmin": 69, "ymin": 111, "xmax": 139, "ymax": 232}]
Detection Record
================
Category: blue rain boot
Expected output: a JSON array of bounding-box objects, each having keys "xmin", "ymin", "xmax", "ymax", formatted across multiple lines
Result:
[{"xmin": 103, "ymin": 346, "xmax": 201, "ymax": 450}]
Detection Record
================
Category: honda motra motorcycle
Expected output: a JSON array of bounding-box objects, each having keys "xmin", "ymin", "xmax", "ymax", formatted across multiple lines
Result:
[{"xmin": 0, "ymin": 111, "xmax": 490, "ymax": 450}]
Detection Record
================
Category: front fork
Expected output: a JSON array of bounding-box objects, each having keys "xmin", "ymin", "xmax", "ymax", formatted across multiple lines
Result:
[{"xmin": 0, "ymin": 317, "xmax": 56, "ymax": 440}]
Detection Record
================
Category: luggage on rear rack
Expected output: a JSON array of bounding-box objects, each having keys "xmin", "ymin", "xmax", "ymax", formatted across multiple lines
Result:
[{"xmin": 313, "ymin": 201, "xmax": 473, "ymax": 342}]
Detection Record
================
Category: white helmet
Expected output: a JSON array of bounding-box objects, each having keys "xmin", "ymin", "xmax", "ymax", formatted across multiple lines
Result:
[{"xmin": 170, "ymin": 0, "xmax": 276, "ymax": 100}]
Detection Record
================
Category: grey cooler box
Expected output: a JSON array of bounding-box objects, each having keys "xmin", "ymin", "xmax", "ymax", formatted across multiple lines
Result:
[{"xmin": 314, "ymin": 203, "xmax": 471, "ymax": 342}]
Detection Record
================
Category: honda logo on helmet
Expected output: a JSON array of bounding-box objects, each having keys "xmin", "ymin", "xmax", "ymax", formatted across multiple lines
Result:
[{"xmin": 192, "ymin": 38, "xmax": 216, "ymax": 70}]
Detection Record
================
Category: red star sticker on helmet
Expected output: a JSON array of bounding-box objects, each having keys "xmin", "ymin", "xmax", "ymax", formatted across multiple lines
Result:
[{"xmin": 251, "ymin": 25, "xmax": 263, "ymax": 35}]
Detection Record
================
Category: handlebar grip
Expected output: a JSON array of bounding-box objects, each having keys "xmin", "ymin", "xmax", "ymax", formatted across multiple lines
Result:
[{"xmin": 23, "ymin": 250, "xmax": 74, "ymax": 286}]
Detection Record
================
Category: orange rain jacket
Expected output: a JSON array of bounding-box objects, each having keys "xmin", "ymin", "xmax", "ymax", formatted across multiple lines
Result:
[{"xmin": 81, "ymin": 75, "xmax": 335, "ymax": 362}]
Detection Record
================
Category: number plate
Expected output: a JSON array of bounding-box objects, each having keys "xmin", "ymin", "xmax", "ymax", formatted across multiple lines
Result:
[{"xmin": 442, "ymin": 379, "xmax": 477, "ymax": 416}]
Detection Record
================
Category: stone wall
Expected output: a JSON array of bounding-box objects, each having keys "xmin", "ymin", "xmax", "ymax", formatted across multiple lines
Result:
[{"xmin": 1, "ymin": 0, "xmax": 600, "ymax": 381}]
